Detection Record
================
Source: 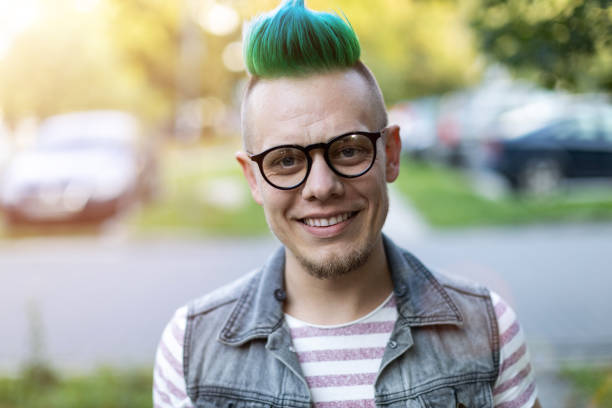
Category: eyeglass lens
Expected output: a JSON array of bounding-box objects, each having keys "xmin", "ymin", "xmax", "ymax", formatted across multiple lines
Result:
[{"xmin": 261, "ymin": 133, "xmax": 375, "ymax": 189}]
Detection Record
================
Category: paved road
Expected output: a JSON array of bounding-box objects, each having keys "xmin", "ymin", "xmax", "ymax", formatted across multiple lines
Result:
[{"xmin": 1, "ymin": 192, "xmax": 611, "ymax": 406}]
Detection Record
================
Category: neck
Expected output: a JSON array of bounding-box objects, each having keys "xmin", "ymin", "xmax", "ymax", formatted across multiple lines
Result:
[{"xmin": 283, "ymin": 236, "xmax": 393, "ymax": 325}]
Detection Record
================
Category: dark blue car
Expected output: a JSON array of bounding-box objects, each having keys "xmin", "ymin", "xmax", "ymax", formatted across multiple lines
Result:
[{"xmin": 486, "ymin": 108, "xmax": 612, "ymax": 194}]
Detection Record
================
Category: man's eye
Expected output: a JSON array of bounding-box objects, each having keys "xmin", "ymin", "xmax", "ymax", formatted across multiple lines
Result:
[
  {"xmin": 281, "ymin": 157, "xmax": 296, "ymax": 167},
  {"xmin": 340, "ymin": 148, "xmax": 356, "ymax": 158}
]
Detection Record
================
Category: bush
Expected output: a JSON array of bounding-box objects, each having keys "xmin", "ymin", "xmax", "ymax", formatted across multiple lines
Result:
[{"xmin": 0, "ymin": 366, "xmax": 152, "ymax": 408}]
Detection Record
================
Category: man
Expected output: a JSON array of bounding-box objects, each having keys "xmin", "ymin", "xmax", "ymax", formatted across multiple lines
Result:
[{"xmin": 154, "ymin": 1, "xmax": 540, "ymax": 407}]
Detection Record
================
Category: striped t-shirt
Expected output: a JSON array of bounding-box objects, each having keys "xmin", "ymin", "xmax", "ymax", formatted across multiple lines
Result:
[{"xmin": 153, "ymin": 291, "xmax": 537, "ymax": 408}]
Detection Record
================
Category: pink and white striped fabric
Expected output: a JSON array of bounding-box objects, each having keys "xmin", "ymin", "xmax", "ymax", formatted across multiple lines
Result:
[
  {"xmin": 490, "ymin": 291, "xmax": 538, "ymax": 408},
  {"xmin": 284, "ymin": 293, "xmax": 396, "ymax": 407},
  {"xmin": 153, "ymin": 306, "xmax": 192, "ymax": 408},
  {"xmin": 153, "ymin": 292, "xmax": 537, "ymax": 408}
]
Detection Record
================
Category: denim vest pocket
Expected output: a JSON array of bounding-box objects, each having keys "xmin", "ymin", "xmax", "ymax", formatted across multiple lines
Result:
[
  {"xmin": 417, "ymin": 382, "xmax": 493, "ymax": 408},
  {"xmin": 193, "ymin": 387, "xmax": 311, "ymax": 408},
  {"xmin": 194, "ymin": 396, "xmax": 269, "ymax": 408}
]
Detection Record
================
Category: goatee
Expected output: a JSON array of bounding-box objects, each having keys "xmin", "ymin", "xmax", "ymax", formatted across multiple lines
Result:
[{"xmin": 295, "ymin": 242, "xmax": 375, "ymax": 280}]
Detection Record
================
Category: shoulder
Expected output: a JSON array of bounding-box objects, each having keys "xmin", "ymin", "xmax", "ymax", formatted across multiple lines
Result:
[
  {"xmin": 430, "ymin": 268, "xmax": 491, "ymax": 299},
  {"xmin": 187, "ymin": 268, "xmax": 260, "ymax": 319},
  {"xmin": 428, "ymin": 268, "xmax": 498, "ymax": 339},
  {"xmin": 386, "ymin": 237, "xmax": 490, "ymax": 300}
]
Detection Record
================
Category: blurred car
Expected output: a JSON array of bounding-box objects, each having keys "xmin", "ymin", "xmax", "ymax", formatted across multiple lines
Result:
[
  {"xmin": 0, "ymin": 110, "xmax": 157, "ymax": 224},
  {"xmin": 434, "ymin": 68, "xmax": 571, "ymax": 168},
  {"xmin": 388, "ymin": 97, "xmax": 439, "ymax": 159},
  {"xmin": 485, "ymin": 104, "xmax": 612, "ymax": 194},
  {"xmin": 0, "ymin": 121, "xmax": 10, "ymax": 174}
]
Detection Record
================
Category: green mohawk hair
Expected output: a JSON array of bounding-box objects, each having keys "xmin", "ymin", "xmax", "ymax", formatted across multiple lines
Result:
[{"xmin": 243, "ymin": 0, "xmax": 361, "ymax": 77}]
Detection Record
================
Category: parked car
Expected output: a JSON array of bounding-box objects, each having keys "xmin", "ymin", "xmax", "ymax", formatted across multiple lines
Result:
[
  {"xmin": 0, "ymin": 110, "xmax": 157, "ymax": 224},
  {"xmin": 433, "ymin": 67, "xmax": 575, "ymax": 168},
  {"xmin": 0, "ymin": 121, "xmax": 10, "ymax": 174},
  {"xmin": 485, "ymin": 104, "xmax": 612, "ymax": 194},
  {"xmin": 388, "ymin": 97, "xmax": 440, "ymax": 159}
]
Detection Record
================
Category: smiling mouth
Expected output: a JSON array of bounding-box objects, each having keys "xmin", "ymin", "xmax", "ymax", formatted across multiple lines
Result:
[{"xmin": 300, "ymin": 211, "xmax": 357, "ymax": 227}]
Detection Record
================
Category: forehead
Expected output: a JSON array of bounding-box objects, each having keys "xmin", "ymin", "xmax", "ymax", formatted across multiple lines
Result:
[{"xmin": 244, "ymin": 70, "xmax": 376, "ymax": 151}]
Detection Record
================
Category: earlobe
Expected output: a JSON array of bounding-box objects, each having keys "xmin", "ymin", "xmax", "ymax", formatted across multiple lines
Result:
[
  {"xmin": 384, "ymin": 125, "xmax": 401, "ymax": 183},
  {"xmin": 236, "ymin": 151, "xmax": 263, "ymax": 205}
]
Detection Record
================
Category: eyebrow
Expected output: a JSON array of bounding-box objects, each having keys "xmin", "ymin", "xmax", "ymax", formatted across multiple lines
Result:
[{"xmin": 252, "ymin": 129, "xmax": 374, "ymax": 154}]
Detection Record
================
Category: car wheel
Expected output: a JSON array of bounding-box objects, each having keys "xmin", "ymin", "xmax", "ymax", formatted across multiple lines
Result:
[{"xmin": 519, "ymin": 158, "xmax": 562, "ymax": 195}]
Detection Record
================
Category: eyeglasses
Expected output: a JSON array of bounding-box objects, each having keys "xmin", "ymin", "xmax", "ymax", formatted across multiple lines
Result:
[{"xmin": 248, "ymin": 130, "xmax": 383, "ymax": 190}]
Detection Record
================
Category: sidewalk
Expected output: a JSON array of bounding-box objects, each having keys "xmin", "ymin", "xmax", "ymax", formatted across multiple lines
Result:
[{"xmin": 382, "ymin": 185, "xmax": 429, "ymax": 243}]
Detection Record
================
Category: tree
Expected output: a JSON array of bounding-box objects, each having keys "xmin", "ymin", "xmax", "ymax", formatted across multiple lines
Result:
[
  {"xmin": 470, "ymin": 0, "xmax": 612, "ymax": 92},
  {"xmin": 0, "ymin": 1, "xmax": 150, "ymax": 128},
  {"xmin": 0, "ymin": 0, "xmax": 484, "ymax": 128},
  {"xmin": 106, "ymin": 0, "xmax": 247, "ymax": 126}
]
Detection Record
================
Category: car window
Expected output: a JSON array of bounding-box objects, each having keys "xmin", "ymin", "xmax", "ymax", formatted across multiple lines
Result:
[
  {"xmin": 551, "ymin": 121, "xmax": 578, "ymax": 141},
  {"xmin": 601, "ymin": 111, "xmax": 612, "ymax": 142},
  {"xmin": 37, "ymin": 115, "xmax": 138, "ymax": 150},
  {"xmin": 574, "ymin": 114, "xmax": 600, "ymax": 141}
]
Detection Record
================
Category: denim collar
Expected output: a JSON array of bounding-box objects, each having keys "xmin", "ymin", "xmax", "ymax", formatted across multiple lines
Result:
[{"xmin": 218, "ymin": 235, "xmax": 463, "ymax": 346}]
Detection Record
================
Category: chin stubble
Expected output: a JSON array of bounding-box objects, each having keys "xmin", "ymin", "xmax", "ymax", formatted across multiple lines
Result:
[{"xmin": 294, "ymin": 241, "xmax": 375, "ymax": 280}]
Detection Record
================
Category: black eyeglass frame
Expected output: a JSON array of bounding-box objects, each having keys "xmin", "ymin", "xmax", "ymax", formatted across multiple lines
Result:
[{"xmin": 248, "ymin": 130, "xmax": 384, "ymax": 190}]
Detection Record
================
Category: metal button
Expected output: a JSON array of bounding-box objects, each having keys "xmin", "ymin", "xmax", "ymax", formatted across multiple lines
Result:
[
  {"xmin": 388, "ymin": 340, "xmax": 398, "ymax": 349},
  {"xmin": 274, "ymin": 288, "xmax": 286, "ymax": 301}
]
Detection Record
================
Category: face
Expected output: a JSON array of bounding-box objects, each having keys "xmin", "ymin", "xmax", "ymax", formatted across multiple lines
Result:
[{"xmin": 237, "ymin": 69, "xmax": 401, "ymax": 279}]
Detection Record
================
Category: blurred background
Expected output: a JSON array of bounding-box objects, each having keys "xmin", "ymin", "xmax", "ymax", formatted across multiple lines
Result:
[{"xmin": 0, "ymin": 0, "xmax": 611, "ymax": 406}]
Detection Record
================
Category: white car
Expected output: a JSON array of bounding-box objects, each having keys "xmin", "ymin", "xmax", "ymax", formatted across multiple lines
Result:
[{"xmin": 0, "ymin": 111, "xmax": 157, "ymax": 224}]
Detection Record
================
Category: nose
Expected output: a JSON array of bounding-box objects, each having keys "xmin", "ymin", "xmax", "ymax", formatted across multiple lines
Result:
[{"xmin": 301, "ymin": 151, "xmax": 344, "ymax": 201}]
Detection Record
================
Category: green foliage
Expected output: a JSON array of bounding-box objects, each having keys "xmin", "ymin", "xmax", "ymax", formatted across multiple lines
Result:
[
  {"xmin": 0, "ymin": 366, "xmax": 152, "ymax": 408},
  {"xmin": 106, "ymin": 0, "xmax": 245, "ymax": 117},
  {"xmin": 562, "ymin": 365, "xmax": 612, "ymax": 407},
  {"xmin": 328, "ymin": 0, "xmax": 481, "ymax": 103},
  {"xmin": 0, "ymin": 0, "xmax": 481, "ymax": 126},
  {"xmin": 244, "ymin": 0, "xmax": 360, "ymax": 77},
  {"xmin": 470, "ymin": 0, "xmax": 612, "ymax": 92},
  {"xmin": 394, "ymin": 158, "xmax": 612, "ymax": 227},
  {"xmin": 105, "ymin": 0, "xmax": 181, "ymax": 120},
  {"xmin": 0, "ymin": 3, "xmax": 140, "ymax": 127}
]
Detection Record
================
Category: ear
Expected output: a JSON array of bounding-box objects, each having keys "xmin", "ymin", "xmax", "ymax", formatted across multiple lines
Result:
[
  {"xmin": 384, "ymin": 125, "xmax": 401, "ymax": 182},
  {"xmin": 236, "ymin": 151, "xmax": 263, "ymax": 205}
]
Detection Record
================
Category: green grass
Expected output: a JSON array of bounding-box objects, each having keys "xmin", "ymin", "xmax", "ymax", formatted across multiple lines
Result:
[
  {"xmin": 130, "ymin": 144, "xmax": 269, "ymax": 236},
  {"xmin": 562, "ymin": 365, "xmax": 612, "ymax": 408},
  {"xmin": 0, "ymin": 365, "xmax": 152, "ymax": 408},
  {"xmin": 2, "ymin": 363, "xmax": 610, "ymax": 408},
  {"xmin": 394, "ymin": 158, "xmax": 612, "ymax": 227}
]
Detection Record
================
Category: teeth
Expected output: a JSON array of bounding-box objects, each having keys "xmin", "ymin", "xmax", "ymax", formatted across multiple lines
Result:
[{"xmin": 303, "ymin": 212, "xmax": 353, "ymax": 227}]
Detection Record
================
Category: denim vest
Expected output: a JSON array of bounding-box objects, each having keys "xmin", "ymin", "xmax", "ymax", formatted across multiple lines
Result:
[{"xmin": 184, "ymin": 236, "xmax": 499, "ymax": 407}]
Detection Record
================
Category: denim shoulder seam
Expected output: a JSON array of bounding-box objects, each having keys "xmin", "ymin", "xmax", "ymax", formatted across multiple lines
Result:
[
  {"xmin": 184, "ymin": 302, "xmax": 195, "ymax": 403},
  {"xmin": 430, "ymin": 269, "xmax": 489, "ymax": 298},
  {"xmin": 188, "ymin": 297, "xmax": 239, "ymax": 319},
  {"xmin": 219, "ymin": 273, "xmax": 258, "ymax": 339},
  {"xmin": 188, "ymin": 269, "xmax": 259, "ymax": 318},
  {"xmin": 441, "ymin": 284, "xmax": 489, "ymax": 299},
  {"xmin": 483, "ymin": 287, "xmax": 500, "ymax": 384}
]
